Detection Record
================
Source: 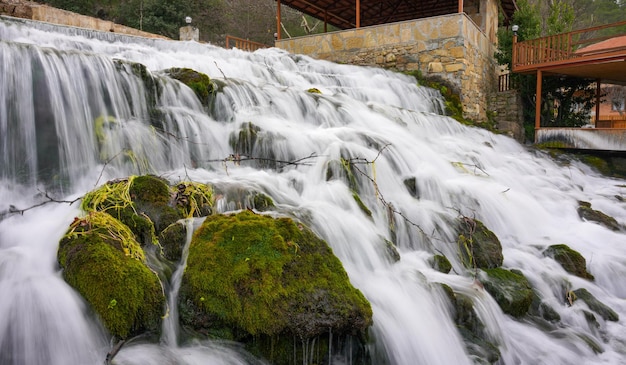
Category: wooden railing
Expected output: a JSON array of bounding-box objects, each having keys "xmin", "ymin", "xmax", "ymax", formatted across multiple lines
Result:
[
  {"xmin": 225, "ymin": 35, "xmax": 268, "ymax": 52},
  {"xmin": 513, "ymin": 20, "xmax": 626, "ymax": 71},
  {"xmin": 498, "ymin": 73, "xmax": 516, "ymax": 92}
]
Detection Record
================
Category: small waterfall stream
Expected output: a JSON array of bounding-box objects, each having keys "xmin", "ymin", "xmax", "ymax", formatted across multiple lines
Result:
[{"xmin": 1, "ymin": 16, "xmax": 626, "ymax": 365}]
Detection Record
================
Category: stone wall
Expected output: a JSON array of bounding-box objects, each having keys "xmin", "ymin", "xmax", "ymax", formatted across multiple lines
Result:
[
  {"xmin": 0, "ymin": 0, "xmax": 168, "ymax": 39},
  {"xmin": 276, "ymin": 13, "xmax": 498, "ymax": 122},
  {"xmin": 490, "ymin": 90, "xmax": 525, "ymax": 142}
]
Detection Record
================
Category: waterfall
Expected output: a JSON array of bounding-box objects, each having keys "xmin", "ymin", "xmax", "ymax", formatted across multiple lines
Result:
[{"xmin": 1, "ymin": 16, "xmax": 626, "ymax": 365}]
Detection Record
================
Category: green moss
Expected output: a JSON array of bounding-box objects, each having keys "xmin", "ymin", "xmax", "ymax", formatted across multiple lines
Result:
[
  {"xmin": 432, "ymin": 254, "xmax": 452, "ymax": 273},
  {"xmin": 352, "ymin": 191, "xmax": 372, "ymax": 217},
  {"xmin": 159, "ymin": 221, "xmax": 187, "ymax": 262},
  {"xmin": 251, "ymin": 192, "xmax": 274, "ymax": 212},
  {"xmin": 404, "ymin": 71, "xmax": 498, "ymax": 132},
  {"xmin": 129, "ymin": 175, "xmax": 183, "ymax": 233},
  {"xmin": 481, "ymin": 268, "xmax": 534, "ymax": 318},
  {"xmin": 165, "ymin": 68, "xmax": 215, "ymax": 106},
  {"xmin": 179, "ymin": 211, "xmax": 372, "ymax": 359},
  {"xmin": 306, "ymin": 87, "xmax": 322, "ymax": 94},
  {"xmin": 544, "ymin": 244, "xmax": 594, "ymax": 280},
  {"xmin": 535, "ymin": 141, "xmax": 573, "ymax": 149},
  {"xmin": 58, "ymin": 212, "xmax": 165, "ymax": 339},
  {"xmin": 81, "ymin": 177, "xmax": 158, "ymax": 246}
]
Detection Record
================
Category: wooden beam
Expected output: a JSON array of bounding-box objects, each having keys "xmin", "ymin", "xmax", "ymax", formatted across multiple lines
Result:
[
  {"xmin": 535, "ymin": 70, "xmax": 542, "ymax": 137},
  {"xmin": 458, "ymin": 0, "xmax": 463, "ymax": 13},
  {"xmin": 356, "ymin": 0, "xmax": 360, "ymax": 28},
  {"xmin": 276, "ymin": 0, "xmax": 281, "ymax": 40}
]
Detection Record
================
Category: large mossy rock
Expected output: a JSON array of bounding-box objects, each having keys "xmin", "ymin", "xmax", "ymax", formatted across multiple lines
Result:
[
  {"xmin": 481, "ymin": 268, "xmax": 533, "ymax": 318},
  {"xmin": 179, "ymin": 211, "xmax": 372, "ymax": 362},
  {"xmin": 57, "ymin": 212, "xmax": 165, "ymax": 339},
  {"xmin": 544, "ymin": 244, "xmax": 594, "ymax": 280},
  {"xmin": 457, "ymin": 218, "xmax": 503, "ymax": 270},
  {"xmin": 164, "ymin": 67, "xmax": 214, "ymax": 106}
]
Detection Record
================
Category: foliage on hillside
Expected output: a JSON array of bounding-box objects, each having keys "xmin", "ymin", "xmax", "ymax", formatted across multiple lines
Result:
[{"xmin": 32, "ymin": 0, "xmax": 334, "ymax": 45}]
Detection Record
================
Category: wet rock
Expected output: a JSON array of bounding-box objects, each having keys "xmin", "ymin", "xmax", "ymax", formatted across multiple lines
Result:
[
  {"xmin": 577, "ymin": 201, "xmax": 621, "ymax": 231},
  {"xmin": 529, "ymin": 294, "xmax": 561, "ymax": 323},
  {"xmin": 384, "ymin": 238, "xmax": 401, "ymax": 263},
  {"xmin": 481, "ymin": 268, "xmax": 533, "ymax": 317},
  {"xmin": 572, "ymin": 288, "xmax": 619, "ymax": 322},
  {"xmin": 58, "ymin": 212, "xmax": 165, "ymax": 339},
  {"xmin": 403, "ymin": 177, "xmax": 418, "ymax": 198},
  {"xmin": 457, "ymin": 218, "xmax": 503, "ymax": 269},
  {"xmin": 164, "ymin": 67, "xmax": 214, "ymax": 106},
  {"xmin": 439, "ymin": 284, "xmax": 501, "ymax": 364},
  {"xmin": 544, "ymin": 244, "xmax": 594, "ymax": 280},
  {"xmin": 179, "ymin": 211, "xmax": 372, "ymax": 363}
]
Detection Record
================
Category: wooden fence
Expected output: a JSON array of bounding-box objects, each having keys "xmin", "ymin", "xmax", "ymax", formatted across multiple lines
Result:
[{"xmin": 225, "ymin": 35, "xmax": 268, "ymax": 52}]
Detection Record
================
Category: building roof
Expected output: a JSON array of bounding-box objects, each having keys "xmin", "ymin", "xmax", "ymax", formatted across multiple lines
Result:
[{"xmin": 280, "ymin": 0, "xmax": 518, "ymax": 30}]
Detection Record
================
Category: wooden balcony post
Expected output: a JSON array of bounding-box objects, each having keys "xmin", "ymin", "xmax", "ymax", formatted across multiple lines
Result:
[
  {"xmin": 276, "ymin": 0, "xmax": 281, "ymax": 40},
  {"xmin": 458, "ymin": 0, "xmax": 464, "ymax": 13},
  {"xmin": 595, "ymin": 79, "xmax": 601, "ymax": 127},
  {"xmin": 535, "ymin": 69, "xmax": 543, "ymax": 136},
  {"xmin": 356, "ymin": 0, "xmax": 360, "ymax": 28}
]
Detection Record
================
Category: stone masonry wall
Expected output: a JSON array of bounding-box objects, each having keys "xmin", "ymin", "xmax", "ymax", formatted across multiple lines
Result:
[
  {"xmin": 0, "ymin": 0, "xmax": 168, "ymax": 39},
  {"xmin": 276, "ymin": 14, "xmax": 498, "ymax": 122},
  {"xmin": 490, "ymin": 90, "xmax": 525, "ymax": 142}
]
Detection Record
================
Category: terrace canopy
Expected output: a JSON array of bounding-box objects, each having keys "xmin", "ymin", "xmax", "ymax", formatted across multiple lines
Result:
[{"xmin": 275, "ymin": 0, "xmax": 517, "ymax": 38}]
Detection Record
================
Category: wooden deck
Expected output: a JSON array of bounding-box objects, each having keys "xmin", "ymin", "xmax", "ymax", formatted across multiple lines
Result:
[
  {"xmin": 511, "ymin": 21, "xmax": 626, "ymax": 149},
  {"xmin": 512, "ymin": 20, "xmax": 626, "ymax": 84}
]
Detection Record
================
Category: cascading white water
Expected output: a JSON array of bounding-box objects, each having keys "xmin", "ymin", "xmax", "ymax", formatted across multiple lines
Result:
[{"xmin": 1, "ymin": 16, "xmax": 626, "ymax": 365}]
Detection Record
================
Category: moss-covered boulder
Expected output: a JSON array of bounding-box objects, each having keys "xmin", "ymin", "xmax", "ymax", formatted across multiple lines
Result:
[
  {"xmin": 82, "ymin": 176, "xmax": 214, "ymax": 243},
  {"xmin": 58, "ymin": 212, "xmax": 165, "ymax": 339},
  {"xmin": 165, "ymin": 67, "xmax": 214, "ymax": 106},
  {"xmin": 544, "ymin": 244, "xmax": 594, "ymax": 280},
  {"xmin": 457, "ymin": 218, "xmax": 503, "ymax": 270},
  {"xmin": 572, "ymin": 288, "xmax": 619, "ymax": 322},
  {"xmin": 481, "ymin": 268, "xmax": 533, "ymax": 318},
  {"xmin": 179, "ymin": 211, "xmax": 372, "ymax": 363},
  {"xmin": 431, "ymin": 254, "xmax": 452, "ymax": 273},
  {"xmin": 577, "ymin": 201, "xmax": 621, "ymax": 231}
]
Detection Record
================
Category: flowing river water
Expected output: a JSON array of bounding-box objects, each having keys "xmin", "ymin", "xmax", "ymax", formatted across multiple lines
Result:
[{"xmin": 1, "ymin": 16, "xmax": 625, "ymax": 365}]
